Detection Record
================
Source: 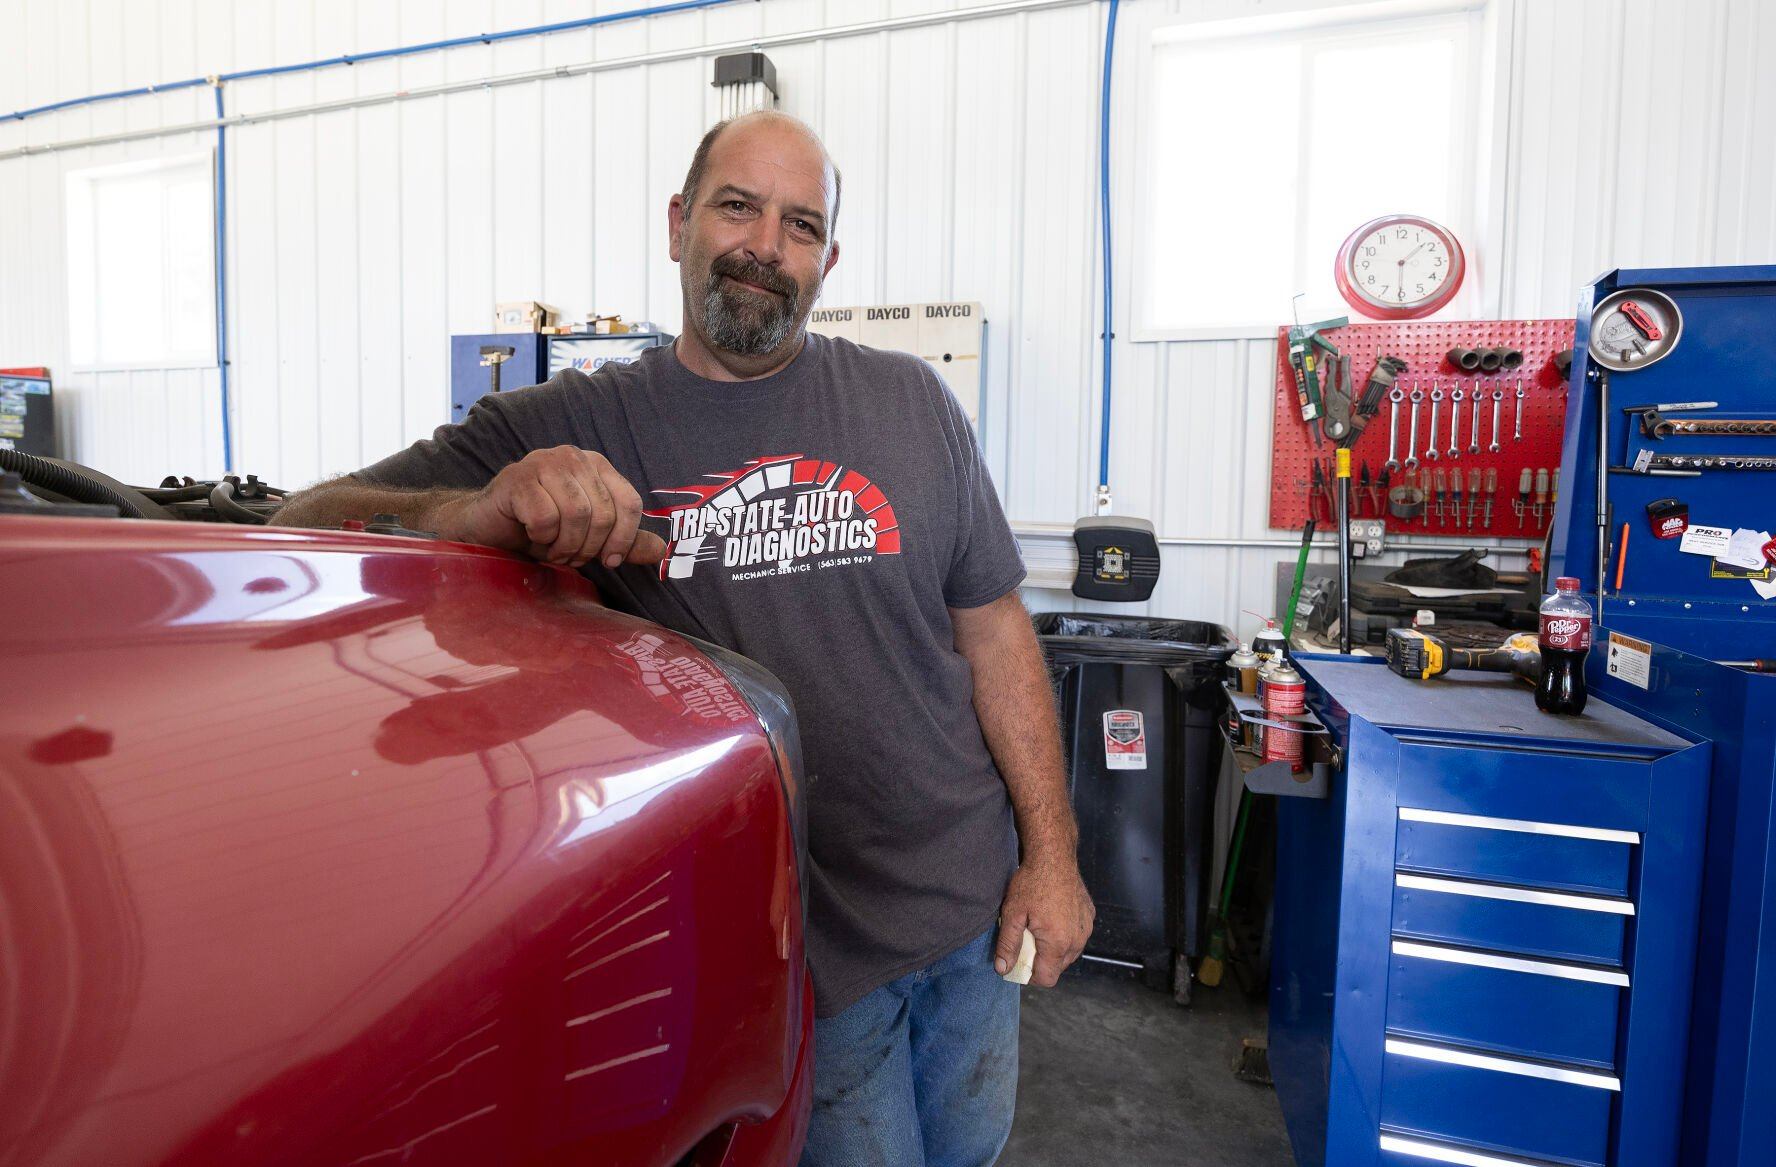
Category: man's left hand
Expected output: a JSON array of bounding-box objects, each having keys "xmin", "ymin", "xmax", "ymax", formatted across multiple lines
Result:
[{"xmin": 994, "ymin": 855, "xmax": 1095, "ymax": 988}]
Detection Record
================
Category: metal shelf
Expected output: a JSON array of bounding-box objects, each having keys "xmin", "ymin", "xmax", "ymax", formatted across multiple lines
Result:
[{"xmin": 1221, "ymin": 682, "xmax": 1338, "ymax": 798}]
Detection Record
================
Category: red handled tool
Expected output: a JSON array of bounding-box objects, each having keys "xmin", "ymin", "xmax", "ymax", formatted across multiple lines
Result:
[{"xmin": 1619, "ymin": 300, "xmax": 1662, "ymax": 341}]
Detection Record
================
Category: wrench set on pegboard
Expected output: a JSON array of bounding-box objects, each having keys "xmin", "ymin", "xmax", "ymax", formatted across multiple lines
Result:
[{"xmin": 1269, "ymin": 319, "xmax": 1576, "ymax": 539}]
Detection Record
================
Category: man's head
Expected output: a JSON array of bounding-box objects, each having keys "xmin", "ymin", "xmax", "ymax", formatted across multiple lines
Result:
[{"xmin": 670, "ymin": 111, "xmax": 842, "ymax": 366}]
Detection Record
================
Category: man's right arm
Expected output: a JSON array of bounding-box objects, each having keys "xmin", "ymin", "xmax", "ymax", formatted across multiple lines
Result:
[
  {"xmin": 273, "ymin": 479, "xmax": 469, "ymax": 535},
  {"xmin": 276, "ymin": 446, "xmax": 666, "ymax": 571}
]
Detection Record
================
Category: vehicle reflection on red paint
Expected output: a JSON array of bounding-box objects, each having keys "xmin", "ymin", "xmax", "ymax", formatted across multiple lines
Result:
[{"xmin": 0, "ymin": 517, "xmax": 812, "ymax": 1166}]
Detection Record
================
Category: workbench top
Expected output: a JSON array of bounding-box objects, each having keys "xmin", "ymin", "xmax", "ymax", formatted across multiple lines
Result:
[{"xmin": 1295, "ymin": 655, "xmax": 1689, "ymax": 751}]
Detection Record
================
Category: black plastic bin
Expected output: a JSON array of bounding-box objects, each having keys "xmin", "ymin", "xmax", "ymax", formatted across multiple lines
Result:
[{"xmin": 1032, "ymin": 612, "xmax": 1237, "ymax": 999}]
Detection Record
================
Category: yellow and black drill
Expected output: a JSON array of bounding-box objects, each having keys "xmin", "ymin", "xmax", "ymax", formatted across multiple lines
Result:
[{"xmin": 1385, "ymin": 627, "xmax": 1541, "ymax": 681}]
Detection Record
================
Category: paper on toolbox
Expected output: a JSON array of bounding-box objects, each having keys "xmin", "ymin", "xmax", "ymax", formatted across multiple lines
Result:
[
  {"xmin": 1679, "ymin": 525, "xmax": 1732, "ymax": 557},
  {"xmin": 1720, "ymin": 529, "xmax": 1772, "ymax": 572}
]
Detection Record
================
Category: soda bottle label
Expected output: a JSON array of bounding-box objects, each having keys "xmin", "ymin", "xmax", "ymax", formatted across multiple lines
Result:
[{"xmin": 1541, "ymin": 614, "xmax": 1591, "ymax": 651}]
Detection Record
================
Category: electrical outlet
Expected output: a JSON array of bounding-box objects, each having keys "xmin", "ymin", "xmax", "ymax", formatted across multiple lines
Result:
[{"xmin": 1349, "ymin": 519, "xmax": 1387, "ymax": 558}]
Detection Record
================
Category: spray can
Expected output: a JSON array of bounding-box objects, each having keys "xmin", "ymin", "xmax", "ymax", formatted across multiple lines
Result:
[
  {"xmin": 1252, "ymin": 618, "xmax": 1288, "ymax": 665},
  {"xmin": 1227, "ymin": 644, "xmax": 1260, "ymax": 695},
  {"xmin": 1250, "ymin": 662, "xmax": 1278, "ymax": 751},
  {"xmin": 1262, "ymin": 664, "xmax": 1307, "ymax": 772}
]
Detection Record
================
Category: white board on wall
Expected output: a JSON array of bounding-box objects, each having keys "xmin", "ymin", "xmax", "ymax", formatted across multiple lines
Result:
[{"xmin": 808, "ymin": 301, "xmax": 985, "ymax": 424}]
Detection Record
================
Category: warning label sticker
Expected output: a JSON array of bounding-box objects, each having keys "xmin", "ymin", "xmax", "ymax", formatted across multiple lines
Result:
[
  {"xmin": 1103, "ymin": 709, "xmax": 1147, "ymax": 771},
  {"xmin": 1605, "ymin": 631, "xmax": 1652, "ymax": 690}
]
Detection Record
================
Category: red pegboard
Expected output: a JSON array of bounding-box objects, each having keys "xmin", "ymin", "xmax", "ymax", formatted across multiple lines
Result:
[{"xmin": 1269, "ymin": 319, "xmax": 1576, "ymax": 539}]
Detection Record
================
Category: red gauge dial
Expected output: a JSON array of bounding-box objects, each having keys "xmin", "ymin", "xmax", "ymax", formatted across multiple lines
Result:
[{"xmin": 1334, "ymin": 214, "xmax": 1465, "ymax": 320}]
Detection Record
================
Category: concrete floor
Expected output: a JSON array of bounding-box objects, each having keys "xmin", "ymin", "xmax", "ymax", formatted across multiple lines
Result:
[{"xmin": 1000, "ymin": 960, "xmax": 1294, "ymax": 1167}]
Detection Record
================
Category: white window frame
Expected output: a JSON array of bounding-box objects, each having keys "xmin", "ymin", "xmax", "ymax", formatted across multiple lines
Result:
[
  {"xmin": 65, "ymin": 150, "xmax": 218, "ymax": 372},
  {"xmin": 1129, "ymin": 0, "xmax": 1496, "ymax": 343}
]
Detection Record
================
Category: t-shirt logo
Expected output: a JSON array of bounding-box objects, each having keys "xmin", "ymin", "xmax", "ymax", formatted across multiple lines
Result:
[{"xmin": 646, "ymin": 454, "xmax": 903, "ymax": 582}]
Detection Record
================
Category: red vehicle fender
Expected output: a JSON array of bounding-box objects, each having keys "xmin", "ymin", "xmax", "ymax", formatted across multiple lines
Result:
[{"xmin": 0, "ymin": 518, "xmax": 810, "ymax": 1166}]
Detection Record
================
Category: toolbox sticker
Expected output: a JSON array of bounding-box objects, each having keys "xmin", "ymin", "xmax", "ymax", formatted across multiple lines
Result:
[
  {"xmin": 1103, "ymin": 710, "xmax": 1147, "ymax": 771},
  {"xmin": 1710, "ymin": 559, "xmax": 1771, "ymax": 581},
  {"xmin": 1605, "ymin": 632, "xmax": 1652, "ymax": 690}
]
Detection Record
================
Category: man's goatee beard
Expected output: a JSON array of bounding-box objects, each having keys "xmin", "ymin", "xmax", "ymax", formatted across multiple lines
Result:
[{"xmin": 700, "ymin": 259, "xmax": 808, "ymax": 357}]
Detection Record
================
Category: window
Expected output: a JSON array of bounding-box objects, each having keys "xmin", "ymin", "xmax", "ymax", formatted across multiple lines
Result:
[
  {"xmin": 1135, "ymin": 5, "xmax": 1484, "ymax": 339},
  {"xmin": 66, "ymin": 152, "xmax": 216, "ymax": 368}
]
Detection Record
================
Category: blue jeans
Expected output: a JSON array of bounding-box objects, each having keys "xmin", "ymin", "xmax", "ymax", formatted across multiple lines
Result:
[{"xmin": 800, "ymin": 928, "xmax": 1019, "ymax": 1167}]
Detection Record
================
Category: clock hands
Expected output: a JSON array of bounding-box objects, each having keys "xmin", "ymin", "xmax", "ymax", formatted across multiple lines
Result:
[{"xmin": 1395, "ymin": 241, "xmax": 1432, "ymax": 302}]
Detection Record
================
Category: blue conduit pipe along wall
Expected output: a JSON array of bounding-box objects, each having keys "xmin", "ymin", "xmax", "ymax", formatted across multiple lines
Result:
[
  {"xmin": 1096, "ymin": 0, "xmax": 1120, "ymax": 509},
  {"xmin": 7, "ymin": 0, "xmax": 744, "ymax": 473},
  {"xmin": 6, "ymin": 0, "xmax": 742, "ymax": 122},
  {"xmin": 211, "ymin": 82, "xmax": 233, "ymax": 471}
]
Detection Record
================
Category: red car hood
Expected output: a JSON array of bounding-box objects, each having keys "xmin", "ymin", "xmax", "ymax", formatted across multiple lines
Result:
[{"xmin": 0, "ymin": 517, "xmax": 807, "ymax": 1166}]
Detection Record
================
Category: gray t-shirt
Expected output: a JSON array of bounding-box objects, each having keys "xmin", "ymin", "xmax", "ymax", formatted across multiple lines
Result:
[{"xmin": 355, "ymin": 333, "xmax": 1025, "ymax": 1015}]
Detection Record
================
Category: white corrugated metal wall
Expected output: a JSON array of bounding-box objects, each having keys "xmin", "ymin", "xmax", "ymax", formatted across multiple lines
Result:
[{"xmin": 2, "ymin": 0, "xmax": 1773, "ymax": 632}]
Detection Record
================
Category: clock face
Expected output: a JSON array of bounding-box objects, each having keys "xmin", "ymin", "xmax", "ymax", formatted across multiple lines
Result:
[{"xmin": 1335, "ymin": 215, "xmax": 1465, "ymax": 319}]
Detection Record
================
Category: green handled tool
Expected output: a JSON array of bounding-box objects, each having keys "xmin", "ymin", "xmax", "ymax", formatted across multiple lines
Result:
[{"xmin": 1202, "ymin": 519, "xmax": 1318, "ymax": 989}]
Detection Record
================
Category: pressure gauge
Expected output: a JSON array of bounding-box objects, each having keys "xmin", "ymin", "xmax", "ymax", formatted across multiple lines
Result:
[
  {"xmin": 1588, "ymin": 288, "xmax": 1683, "ymax": 372},
  {"xmin": 1334, "ymin": 214, "xmax": 1465, "ymax": 320}
]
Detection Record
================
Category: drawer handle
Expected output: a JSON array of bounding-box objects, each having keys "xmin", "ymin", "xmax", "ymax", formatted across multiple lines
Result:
[
  {"xmin": 1392, "ymin": 939, "xmax": 1629, "ymax": 987},
  {"xmin": 1395, "ymin": 872, "xmax": 1635, "ymax": 916},
  {"xmin": 1399, "ymin": 806, "xmax": 1639, "ymax": 845},
  {"xmin": 1380, "ymin": 1131, "xmax": 1571, "ymax": 1167},
  {"xmin": 1385, "ymin": 1035, "xmax": 1620, "ymax": 1091}
]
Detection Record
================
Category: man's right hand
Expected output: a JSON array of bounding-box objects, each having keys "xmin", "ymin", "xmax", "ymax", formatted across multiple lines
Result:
[{"xmin": 439, "ymin": 446, "xmax": 667, "ymax": 570}]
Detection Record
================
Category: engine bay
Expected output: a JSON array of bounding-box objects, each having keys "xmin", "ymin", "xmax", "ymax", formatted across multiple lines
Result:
[{"xmin": 2, "ymin": 449, "xmax": 285, "ymax": 524}]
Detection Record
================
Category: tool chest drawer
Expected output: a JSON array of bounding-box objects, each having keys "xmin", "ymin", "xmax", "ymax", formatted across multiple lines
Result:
[
  {"xmin": 1385, "ymin": 941, "xmax": 1623, "ymax": 1067},
  {"xmin": 1390, "ymin": 874, "xmax": 1629, "ymax": 966},
  {"xmin": 1378, "ymin": 1046, "xmax": 1614, "ymax": 1167},
  {"xmin": 1378, "ymin": 1133, "xmax": 1602, "ymax": 1167},
  {"xmin": 1392, "ymin": 740, "xmax": 1649, "ymax": 833},
  {"xmin": 1394, "ymin": 810, "xmax": 1634, "ymax": 896}
]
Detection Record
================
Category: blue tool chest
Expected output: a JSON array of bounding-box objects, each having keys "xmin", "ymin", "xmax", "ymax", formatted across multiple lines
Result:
[
  {"xmin": 1549, "ymin": 266, "xmax": 1776, "ymax": 1164},
  {"xmin": 1268, "ymin": 656, "xmax": 1711, "ymax": 1167}
]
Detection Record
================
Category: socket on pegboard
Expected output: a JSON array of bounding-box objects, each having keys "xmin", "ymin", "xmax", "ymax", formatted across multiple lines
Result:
[{"xmin": 1270, "ymin": 319, "xmax": 1576, "ymax": 538}]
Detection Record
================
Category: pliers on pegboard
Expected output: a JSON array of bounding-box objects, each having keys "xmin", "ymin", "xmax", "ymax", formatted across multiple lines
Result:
[
  {"xmin": 1305, "ymin": 460, "xmax": 1337, "ymax": 522},
  {"xmin": 1321, "ymin": 354, "xmax": 1354, "ymax": 445},
  {"xmin": 1358, "ymin": 461, "xmax": 1382, "ymax": 517}
]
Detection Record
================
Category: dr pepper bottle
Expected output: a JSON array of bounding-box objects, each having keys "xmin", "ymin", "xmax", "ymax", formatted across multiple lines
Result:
[{"xmin": 1536, "ymin": 576, "xmax": 1592, "ymax": 715}]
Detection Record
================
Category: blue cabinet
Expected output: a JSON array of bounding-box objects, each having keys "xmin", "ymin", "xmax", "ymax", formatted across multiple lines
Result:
[
  {"xmin": 1270, "ymin": 656, "xmax": 1711, "ymax": 1167},
  {"xmin": 447, "ymin": 331, "xmax": 672, "ymax": 422}
]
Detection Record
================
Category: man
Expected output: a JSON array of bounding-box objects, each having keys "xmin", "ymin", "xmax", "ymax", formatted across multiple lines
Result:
[{"xmin": 278, "ymin": 110, "xmax": 1093, "ymax": 1166}]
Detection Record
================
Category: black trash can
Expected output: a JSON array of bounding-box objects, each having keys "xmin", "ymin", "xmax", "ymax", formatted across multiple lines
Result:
[{"xmin": 1032, "ymin": 612, "xmax": 1237, "ymax": 998}]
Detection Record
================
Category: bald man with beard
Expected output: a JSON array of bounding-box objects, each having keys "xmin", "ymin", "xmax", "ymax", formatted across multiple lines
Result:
[{"xmin": 279, "ymin": 111, "xmax": 1094, "ymax": 1167}]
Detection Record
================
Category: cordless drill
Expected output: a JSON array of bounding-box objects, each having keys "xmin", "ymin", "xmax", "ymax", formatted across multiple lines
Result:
[{"xmin": 1386, "ymin": 627, "xmax": 1541, "ymax": 681}]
